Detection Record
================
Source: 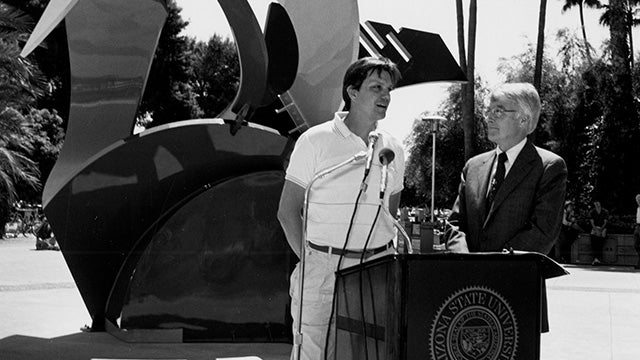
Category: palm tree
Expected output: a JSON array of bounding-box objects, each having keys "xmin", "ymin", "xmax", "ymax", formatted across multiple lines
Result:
[
  {"xmin": 599, "ymin": 0, "xmax": 640, "ymax": 67},
  {"xmin": 0, "ymin": 3, "xmax": 44, "ymax": 109},
  {"xmin": 0, "ymin": 3, "xmax": 42, "ymax": 237},
  {"xmin": 456, "ymin": 0, "xmax": 477, "ymax": 161},
  {"xmin": 561, "ymin": 0, "xmax": 602, "ymax": 62},
  {"xmin": 534, "ymin": 0, "xmax": 548, "ymax": 92}
]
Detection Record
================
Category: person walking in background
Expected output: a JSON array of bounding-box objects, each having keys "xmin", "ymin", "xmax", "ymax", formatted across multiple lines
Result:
[
  {"xmin": 589, "ymin": 200, "xmax": 609, "ymax": 266},
  {"xmin": 634, "ymin": 194, "xmax": 640, "ymax": 269}
]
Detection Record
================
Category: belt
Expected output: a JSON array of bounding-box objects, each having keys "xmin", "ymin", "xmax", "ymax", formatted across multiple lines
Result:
[{"xmin": 307, "ymin": 240, "xmax": 394, "ymax": 258}]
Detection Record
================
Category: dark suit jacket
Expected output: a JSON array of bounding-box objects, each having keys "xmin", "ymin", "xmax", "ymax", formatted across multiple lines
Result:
[{"xmin": 450, "ymin": 140, "xmax": 567, "ymax": 254}]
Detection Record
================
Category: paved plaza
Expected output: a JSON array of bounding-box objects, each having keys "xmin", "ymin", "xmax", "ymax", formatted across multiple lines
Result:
[{"xmin": 1, "ymin": 235, "xmax": 639, "ymax": 359}]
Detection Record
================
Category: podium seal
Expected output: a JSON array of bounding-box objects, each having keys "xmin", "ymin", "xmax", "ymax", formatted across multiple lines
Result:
[{"xmin": 429, "ymin": 286, "xmax": 518, "ymax": 360}]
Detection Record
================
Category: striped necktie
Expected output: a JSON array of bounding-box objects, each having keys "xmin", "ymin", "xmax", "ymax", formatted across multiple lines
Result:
[{"xmin": 486, "ymin": 152, "xmax": 508, "ymax": 212}]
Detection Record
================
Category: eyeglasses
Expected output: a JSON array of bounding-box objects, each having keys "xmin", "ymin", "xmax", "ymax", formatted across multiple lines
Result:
[{"xmin": 486, "ymin": 107, "xmax": 517, "ymax": 118}]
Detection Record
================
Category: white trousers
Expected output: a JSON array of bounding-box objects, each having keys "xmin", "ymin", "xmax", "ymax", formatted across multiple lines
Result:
[{"xmin": 289, "ymin": 246, "xmax": 392, "ymax": 360}]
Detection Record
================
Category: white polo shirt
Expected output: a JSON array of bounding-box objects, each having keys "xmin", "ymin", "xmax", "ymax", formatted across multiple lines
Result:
[{"xmin": 285, "ymin": 112, "xmax": 405, "ymax": 250}]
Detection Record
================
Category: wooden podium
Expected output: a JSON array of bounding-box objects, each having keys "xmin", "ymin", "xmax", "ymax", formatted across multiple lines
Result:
[{"xmin": 333, "ymin": 252, "xmax": 567, "ymax": 360}]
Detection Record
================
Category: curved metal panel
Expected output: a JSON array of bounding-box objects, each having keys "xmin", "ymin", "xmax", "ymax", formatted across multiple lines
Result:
[
  {"xmin": 217, "ymin": 0, "xmax": 268, "ymax": 120},
  {"xmin": 120, "ymin": 171, "xmax": 292, "ymax": 342},
  {"xmin": 250, "ymin": 2, "xmax": 300, "ymax": 136},
  {"xmin": 359, "ymin": 21, "xmax": 467, "ymax": 86},
  {"xmin": 44, "ymin": 121, "xmax": 289, "ymax": 330},
  {"xmin": 278, "ymin": 0, "xmax": 360, "ymax": 127},
  {"xmin": 43, "ymin": 0, "xmax": 167, "ymax": 204},
  {"xmin": 261, "ymin": 2, "xmax": 298, "ymax": 104},
  {"xmin": 20, "ymin": 0, "xmax": 79, "ymax": 57}
]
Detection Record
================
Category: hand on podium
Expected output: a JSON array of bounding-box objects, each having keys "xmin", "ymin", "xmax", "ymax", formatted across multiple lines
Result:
[{"xmin": 438, "ymin": 219, "xmax": 469, "ymax": 253}]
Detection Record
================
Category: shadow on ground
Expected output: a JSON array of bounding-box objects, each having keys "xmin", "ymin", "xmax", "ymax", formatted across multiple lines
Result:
[{"xmin": 0, "ymin": 332, "xmax": 290, "ymax": 360}]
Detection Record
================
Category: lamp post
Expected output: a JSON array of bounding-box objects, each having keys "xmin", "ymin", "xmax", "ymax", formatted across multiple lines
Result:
[{"xmin": 420, "ymin": 115, "xmax": 447, "ymax": 223}]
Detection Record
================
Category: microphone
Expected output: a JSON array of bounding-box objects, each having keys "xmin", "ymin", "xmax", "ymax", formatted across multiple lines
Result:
[
  {"xmin": 363, "ymin": 131, "xmax": 379, "ymax": 180},
  {"xmin": 314, "ymin": 151, "xmax": 367, "ymax": 179},
  {"xmin": 378, "ymin": 148, "xmax": 395, "ymax": 199}
]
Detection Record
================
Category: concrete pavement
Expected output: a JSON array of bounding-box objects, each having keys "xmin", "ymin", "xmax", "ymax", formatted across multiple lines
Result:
[
  {"xmin": 541, "ymin": 264, "xmax": 640, "ymax": 360},
  {"xmin": 1, "ymin": 235, "xmax": 639, "ymax": 359}
]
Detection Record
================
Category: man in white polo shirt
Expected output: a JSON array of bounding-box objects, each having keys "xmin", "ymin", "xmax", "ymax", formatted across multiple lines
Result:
[
  {"xmin": 277, "ymin": 57, "xmax": 404, "ymax": 360},
  {"xmin": 280, "ymin": 57, "xmax": 468, "ymax": 360}
]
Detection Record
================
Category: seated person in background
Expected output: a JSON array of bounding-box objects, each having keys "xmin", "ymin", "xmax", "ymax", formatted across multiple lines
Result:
[
  {"xmin": 634, "ymin": 194, "xmax": 640, "ymax": 269},
  {"xmin": 588, "ymin": 200, "xmax": 609, "ymax": 266},
  {"xmin": 557, "ymin": 200, "xmax": 582, "ymax": 263}
]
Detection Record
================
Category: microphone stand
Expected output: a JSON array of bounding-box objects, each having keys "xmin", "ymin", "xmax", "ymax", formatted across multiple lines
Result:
[
  {"xmin": 293, "ymin": 151, "xmax": 367, "ymax": 360},
  {"xmin": 381, "ymin": 204, "xmax": 413, "ymax": 254},
  {"xmin": 380, "ymin": 194, "xmax": 413, "ymax": 254},
  {"xmin": 378, "ymin": 149, "xmax": 413, "ymax": 255}
]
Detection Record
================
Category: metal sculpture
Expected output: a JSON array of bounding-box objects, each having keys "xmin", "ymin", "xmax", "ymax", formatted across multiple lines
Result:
[{"xmin": 21, "ymin": 0, "xmax": 464, "ymax": 343}]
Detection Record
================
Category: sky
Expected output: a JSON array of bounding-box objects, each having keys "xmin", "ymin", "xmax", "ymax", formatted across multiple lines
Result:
[{"xmin": 175, "ymin": 0, "xmax": 630, "ymax": 149}]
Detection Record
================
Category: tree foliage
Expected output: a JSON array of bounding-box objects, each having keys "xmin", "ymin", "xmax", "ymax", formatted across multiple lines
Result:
[
  {"xmin": 21, "ymin": 109, "xmax": 64, "ymax": 185},
  {"xmin": 0, "ymin": 3, "xmax": 44, "ymax": 236},
  {"xmin": 0, "ymin": 3, "xmax": 45, "ymax": 111},
  {"xmin": 588, "ymin": 0, "xmax": 640, "ymax": 213},
  {"xmin": 561, "ymin": 0, "xmax": 602, "ymax": 62},
  {"xmin": 403, "ymin": 80, "xmax": 492, "ymax": 209},
  {"xmin": 3, "ymin": 0, "xmax": 69, "ymax": 121},
  {"xmin": 138, "ymin": 0, "xmax": 203, "ymax": 127},
  {"xmin": 192, "ymin": 35, "xmax": 239, "ymax": 118}
]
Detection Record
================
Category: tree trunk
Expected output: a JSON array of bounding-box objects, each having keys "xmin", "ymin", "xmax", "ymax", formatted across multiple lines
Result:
[
  {"xmin": 578, "ymin": 3, "xmax": 592, "ymax": 62},
  {"xmin": 533, "ymin": 0, "xmax": 547, "ymax": 92},
  {"xmin": 456, "ymin": 0, "xmax": 476, "ymax": 161},
  {"xmin": 455, "ymin": 0, "xmax": 467, "ymax": 72},
  {"xmin": 455, "ymin": 0, "xmax": 472, "ymax": 161},
  {"xmin": 627, "ymin": 8, "xmax": 634, "ymax": 67},
  {"xmin": 462, "ymin": 0, "xmax": 477, "ymax": 161}
]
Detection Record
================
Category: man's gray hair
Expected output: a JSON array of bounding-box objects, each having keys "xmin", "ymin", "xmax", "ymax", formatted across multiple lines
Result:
[{"xmin": 491, "ymin": 83, "xmax": 541, "ymax": 134}]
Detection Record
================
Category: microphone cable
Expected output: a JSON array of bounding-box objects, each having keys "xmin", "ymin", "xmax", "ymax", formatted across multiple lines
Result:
[
  {"xmin": 357, "ymin": 204, "xmax": 382, "ymax": 360},
  {"xmin": 323, "ymin": 183, "xmax": 366, "ymax": 360},
  {"xmin": 322, "ymin": 182, "xmax": 386, "ymax": 359}
]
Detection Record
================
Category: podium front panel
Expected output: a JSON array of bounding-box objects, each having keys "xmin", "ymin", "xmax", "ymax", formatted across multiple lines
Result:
[
  {"xmin": 407, "ymin": 257, "xmax": 540, "ymax": 360},
  {"xmin": 335, "ymin": 254, "xmax": 545, "ymax": 360},
  {"xmin": 334, "ymin": 258, "xmax": 399, "ymax": 359}
]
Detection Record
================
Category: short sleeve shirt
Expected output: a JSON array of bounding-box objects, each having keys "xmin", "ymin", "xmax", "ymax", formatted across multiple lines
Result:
[
  {"xmin": 285, "ymin": 112, "xmax": 405, "ymax": 249},
  {"xmin": 589, "ymin": 208, "xmax": 609, "ymax": 227}
]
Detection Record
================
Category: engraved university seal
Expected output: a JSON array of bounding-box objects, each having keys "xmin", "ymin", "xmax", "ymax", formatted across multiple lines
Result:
[{"xmin": 429, "ymin": 286, "xmax": 518, "ymax": 360}]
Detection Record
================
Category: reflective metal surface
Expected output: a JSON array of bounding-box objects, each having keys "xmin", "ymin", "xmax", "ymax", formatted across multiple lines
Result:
[
  {"xmin": 278, "ymin": 0, "xmax": 360, "ymax": 128},
  {"xmin": 216, "ymin": 0, "xmax": 268, "ymax": 120},
  {"xmin": 359, "ymin": 21, "xmax": 467, "ymax": 86},
  {"xmin": 44, "ymin": 121, "xmax": 290, "ymax": 332},
  {"xmin": 43, "ymin": 0, "xmax": 167, "ymax": 203},
  {"xmin": 22, "ymin": 0, "xmax": 465, "ymax": 343},
  {"xmin": 120, "ymin": 171, "xmax": 291, "ymax": 342}
]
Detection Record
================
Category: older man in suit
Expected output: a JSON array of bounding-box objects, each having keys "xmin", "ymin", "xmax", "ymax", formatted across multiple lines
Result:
[
  {"xmin": 449, "ymin": 82, "xmax": 567, "ymax": 255},
  {"xmin": 448, "ymin": 83, "xmax": 567, "ymax": 334}
]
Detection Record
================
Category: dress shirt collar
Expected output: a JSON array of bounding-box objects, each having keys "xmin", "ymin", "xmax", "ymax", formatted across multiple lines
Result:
[
  {"xmin": 333, "ymin": 111, "xmax": 355, "ymax": 139},
  {"xmin": 495, "ymin": 138, "xmax": 527, "ymax": 174},
  {"xmin": 333, "ymin": 111, "xmax": 378, "ymax": 144}
]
